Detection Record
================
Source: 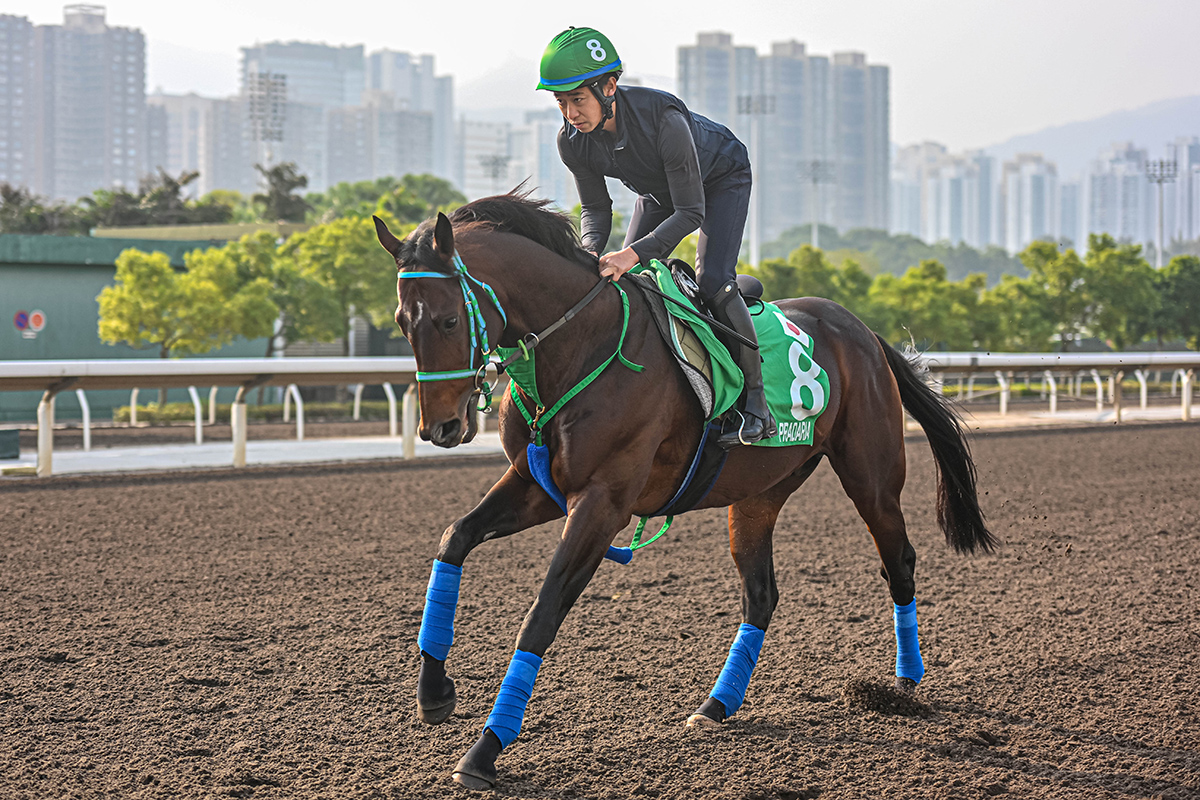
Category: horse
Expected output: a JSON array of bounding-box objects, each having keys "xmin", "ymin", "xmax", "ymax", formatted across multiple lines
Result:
[{"xmin": 372, "ymin": 193, "xmax": 994, "ymax": 791}]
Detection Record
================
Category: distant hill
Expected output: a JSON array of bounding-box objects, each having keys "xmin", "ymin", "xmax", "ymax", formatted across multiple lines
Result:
[{"xmin": 983, "ymin": 95, "xmax": 1200, "ymax": 179}]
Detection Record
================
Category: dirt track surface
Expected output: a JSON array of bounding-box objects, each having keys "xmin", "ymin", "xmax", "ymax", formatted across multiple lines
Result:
[{"xmin": 1, "ymin": 424, "xmax": 1197, "ymax": 799}]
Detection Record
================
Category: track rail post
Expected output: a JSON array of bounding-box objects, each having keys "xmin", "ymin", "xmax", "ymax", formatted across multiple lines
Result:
[
  {"xmin": 232, "ymin": 375, "xmax": 273, "ymax": 468},
  {"xmin": 208, "ymin": 386, "xmax": 219, "ymax": 425},
  {"xmin": 129, "ymin": 387, "xmax": 139, "ymax": 426},
  {"xmin": 353, "ymin": 384, "xmax": 365, "ymax": 421},
  {"xmin": 1134, "ymin": 369, "xmax": 1148, "ymax": 409},
  {"xmin": 1184, "ymin": 370, "xmax": 1195, "ymax": 421},
  {"xmin": 1113, "ymin": 370, "xmax": 1124, "ymax": 423},
  {"xmin": 382, "ymin": 382, "xmax": 398, "ymax": 437},
  {"xmin": 1044, "ymin": 371, "xmax": 1057, "ymax": 414},
  {"xmin": 1090, "ymin": 370, "xmax": 1104, "ymax": 411},
  {"xmin": 75, "ymin": 388, "xmax": 91, "ymax": 451},
  {"xmin": 187, "ymin": 386, "xmax": 203, "ymax": 444},
  {"xmin": 403, "ymin": 384, "xmax": 417, "ymax": 459},
  {"xmin": 286, "ymin": 384, "xmax": 304, "ymax": 441},
  {"xmin": 994, "ymin": 371, "xmax": 1010, "ymax": 415}
]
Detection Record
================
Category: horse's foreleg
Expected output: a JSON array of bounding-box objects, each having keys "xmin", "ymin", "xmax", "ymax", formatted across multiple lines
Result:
[
  {"xmin": 416, "ymin": 466, "xmax": 563, "ymax": 724},
  {"xmin": 689, "ymin": 466, "xmax": 814, "ymax": 728},
  {"xmin": 452, "ymin": 489, "xmax": 630, "ymax": 790}
]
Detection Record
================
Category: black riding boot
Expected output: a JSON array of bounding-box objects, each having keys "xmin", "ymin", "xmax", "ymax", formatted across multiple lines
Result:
[{"xmin": 709, "ymin": 280, "xmax": 777, "ymax": 449}]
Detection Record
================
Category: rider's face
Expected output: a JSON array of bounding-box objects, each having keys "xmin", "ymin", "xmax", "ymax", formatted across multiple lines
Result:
[{"xmin": 553, "ymin": 79, "xmax": 615, "ymax": 133}]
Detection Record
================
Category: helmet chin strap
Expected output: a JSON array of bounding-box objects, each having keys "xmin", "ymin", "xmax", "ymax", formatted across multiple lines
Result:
[{"xmin": 586, "ymin": 81, "xmax": 615, "ymax": 132}]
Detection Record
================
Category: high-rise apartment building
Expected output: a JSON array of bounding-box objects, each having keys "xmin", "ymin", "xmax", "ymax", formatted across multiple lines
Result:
[
  {"xmin": 30, "ymin": 5, "xmax": 146, "ymax": 201},
  {"xmin": 239, "ymin": 42, "xmax": 366, "ymax": 191},
  {"xmin": 146, "ymin": 92, "xmax": 215, "ymax": 195},
  {"xmin": 0, "ymin": 15, "xmax": 36, "ymax": 189},
  {"xmin": 1167, "ymin": 136, "xmax": 1200, "ymax": 244},
  {"xmin": 1000, "ymin": 153, "xmax": 1057, "ymax": 253},
  {"xmin": 366, "ymin": 51, "xmax": 454, "ymax": 181},
  {"xmin": 891, "ymin": 143, "xmax": 996, "ymax": 249},
  {"xmin": 677, "ymin": 32, "xmax": 889, "ymax": 248},
  {"xmin": 1086, "ymin": 142, "xmax": 1151, "ymax": 249}
]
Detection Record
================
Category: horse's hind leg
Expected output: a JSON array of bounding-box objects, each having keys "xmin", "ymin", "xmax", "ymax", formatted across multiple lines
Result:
[
  {"xmin": 688, "ymin": 456, "xmax": 822, "ymax": 727},
  {"xmin": 828, "ymin": 429, "xmax": 925, "ymax": 693},
  {"xmin": 416, "ymin": 466, "xmax": 563, "ymax": 724}
]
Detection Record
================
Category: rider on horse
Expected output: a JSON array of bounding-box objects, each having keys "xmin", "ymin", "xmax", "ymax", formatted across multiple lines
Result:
[{"xmin": 537, "ymin": 26, "xmax": 777, "ymax": 447}]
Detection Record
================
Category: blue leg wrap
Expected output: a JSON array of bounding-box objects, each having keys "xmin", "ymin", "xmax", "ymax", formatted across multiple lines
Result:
[
  {"xmin": 894, "ymin": 599, "xmax": 925, "ymax": 683},
  {"xmin": 484, "ymin": 649, "xmax": 543, "ymax": 748},
  {"xmin": 417, "ymin": 560, "xmax": 461, "ymax": 661},
  {"xmin": 709, "ymin": 623, "xmax": 765, "ymax": 717}
]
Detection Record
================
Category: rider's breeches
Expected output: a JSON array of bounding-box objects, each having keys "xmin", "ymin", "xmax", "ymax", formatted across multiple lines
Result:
[{"xmin": 624, "ymin": 167, "xmax": 752, "ymax": 300}]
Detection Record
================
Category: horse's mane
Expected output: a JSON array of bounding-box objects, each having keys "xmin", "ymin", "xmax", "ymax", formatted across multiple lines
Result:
[{"xmin": 409, "ymin": 188, "xmax": 596, "ymax": 272}]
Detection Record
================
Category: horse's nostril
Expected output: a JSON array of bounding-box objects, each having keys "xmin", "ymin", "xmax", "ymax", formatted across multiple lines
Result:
[{"xmin": 433, "ymin": 418, "xmax": 462, "ymax": 446}]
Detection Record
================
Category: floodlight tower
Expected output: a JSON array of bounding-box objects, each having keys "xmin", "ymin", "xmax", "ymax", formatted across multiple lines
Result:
[
  {"xmin": 799, "ymin": 159, "xmax": 836, "ymax": 250},
  {"xmin": 737, "ymin": 94, "xmax": 775, "ymax": 265},
  {"xmin": 1145, "ymin": 159, "xmax": 1178, "ymax": 268}
]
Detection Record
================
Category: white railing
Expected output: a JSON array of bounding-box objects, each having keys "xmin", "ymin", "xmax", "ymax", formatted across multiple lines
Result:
[
  {"xmin": 0, "ymin": 358, "xmax": 423, "ymax": 477},
  {"xmin": 922, "ymin": 351, "xmax": 1199, "ymax": 423},
  {"xmin": 3, "ymin": 352, "xmax": 1197, "ymax": 478}
]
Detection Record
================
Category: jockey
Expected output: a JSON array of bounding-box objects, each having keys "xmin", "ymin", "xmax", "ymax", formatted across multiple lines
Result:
[{"xmin": 537, "ymin": 26, "xmax": 777, "ymax": 447}]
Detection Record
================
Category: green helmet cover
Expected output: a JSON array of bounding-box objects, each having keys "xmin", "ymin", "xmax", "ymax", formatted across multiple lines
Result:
[{"xmin": 536, "ymin": 27, "xmax": 622, "ymax": 91}]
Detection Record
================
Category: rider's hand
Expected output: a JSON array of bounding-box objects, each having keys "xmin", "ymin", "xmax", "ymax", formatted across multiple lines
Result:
[{"xmin": 598, "ymin": 247, "xmax": 641, "ymax": 281}]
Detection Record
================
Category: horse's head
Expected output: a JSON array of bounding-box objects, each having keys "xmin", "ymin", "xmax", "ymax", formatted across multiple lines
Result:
[{"xmin": 374, "ymin": 213, "xmax": 492, "ymax": 448}]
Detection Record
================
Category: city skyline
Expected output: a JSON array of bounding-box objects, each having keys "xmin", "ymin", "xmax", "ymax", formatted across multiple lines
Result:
[{"xmin": 7, "ymin": 0, "xmax": 1200, "ymax": 153}]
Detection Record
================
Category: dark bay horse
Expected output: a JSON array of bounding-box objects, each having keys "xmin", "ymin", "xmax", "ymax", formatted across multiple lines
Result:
[{"xmin": 372, "ymin": 195, "xmax": 994, "ymax": 790}]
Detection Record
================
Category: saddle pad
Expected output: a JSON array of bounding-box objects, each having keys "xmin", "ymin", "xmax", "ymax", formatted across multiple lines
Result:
[{"xmin": 630, "ymin": 260, "xmax": 830, "ymax": 447}]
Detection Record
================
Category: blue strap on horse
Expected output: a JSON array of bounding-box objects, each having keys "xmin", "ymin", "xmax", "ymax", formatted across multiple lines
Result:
[
  {"xmin": 417, "ymin": 560, "xmax": 462, "ymax": 661},
  {"xmin": 709, "ymin": 622, "xmax": 766, "ymax": 716},
  {"xmin": 525, "ymin": 421, "xmax": 727, "ymax": 565},
  {"xmin": 894, "ymin": 599, "xmax": 925, "ymax": 683},
  {"xmin": 485, "ymin": 649, "xmax": 543, "ymax": 748}
]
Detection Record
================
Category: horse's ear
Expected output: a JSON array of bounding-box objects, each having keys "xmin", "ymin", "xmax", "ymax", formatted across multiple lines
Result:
[
  {"xmin": 373, "ymin": 215, "xmax": 402, "ymax": 257},
  {"xmin": 433, "ymin": 212, "xmax": 455, "ymax": 261}
]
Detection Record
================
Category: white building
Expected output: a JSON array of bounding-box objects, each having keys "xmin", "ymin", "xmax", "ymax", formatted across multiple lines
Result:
[
  {"xmin": 366, "ymin": 51, "xmax": 454, "ymax": 182},
  {"xmin": 1086, "ymin": 142, "xmax": 1151, "ymax": 250},
  {"xmin": 0, "ymin": 14, "xmax": 36, "ymax": 190},
  {"xmin": 891, "ymin": 143, "xmax": 996, "ymax": 249},
  {"xmin": 1000, "ymin": 153, "xmax": 1057, "ymax": 254},
  {"xmin": 31, "ymin": 5, "xmax": 147, "ymax": 201}
]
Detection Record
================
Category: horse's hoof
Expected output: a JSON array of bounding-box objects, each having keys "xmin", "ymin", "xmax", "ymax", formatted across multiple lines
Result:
[
  {"xmin": 895, "ymin": 676, "xmax": 919, "ymax": 695},
  {"xmin": 417, "ymin": 694, "xmax": 456, "ymax": 725},
  {"xmin": 452, "ymin": 769, "xmax": 495, "ymax": 791},
  {"xmin": 685, "ymin": 696, "xmax": 727, "ymax": 728},
  {"xmin": 452, "ymin": 730, "xmax": 501, "ymax": 791},
  {"xmin": 417, "ymin": 655, "xmax": 456, "ymax": 725},
  {"xmin": 685, "ymin": 712, "xmax": 721, "ymax": 729}
]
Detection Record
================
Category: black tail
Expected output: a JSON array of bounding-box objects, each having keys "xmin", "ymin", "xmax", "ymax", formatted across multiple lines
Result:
[{"xmin": 875, "ymin": 334, "xmax": 997, "ymax": 554}]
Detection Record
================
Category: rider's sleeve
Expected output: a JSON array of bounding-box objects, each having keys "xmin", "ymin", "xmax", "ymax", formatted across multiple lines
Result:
[
  {"xmin": 558, "ymin": 128, "xmax": 613, "ymax": 255},
  {"xmin": 627, "ymin": 109, "xmax": 705, "ymax": 266}
]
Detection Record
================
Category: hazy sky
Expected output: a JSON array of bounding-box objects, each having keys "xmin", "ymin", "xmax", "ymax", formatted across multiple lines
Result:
[{"xmin": 11, "ymin": 0, "xmax": 1199, "ymax": 151}]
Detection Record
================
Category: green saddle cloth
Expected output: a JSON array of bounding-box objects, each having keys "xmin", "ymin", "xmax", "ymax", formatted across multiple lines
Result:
[{"xmin": 630, "ymin": 260, "xmax": 830, "ymax": 447}]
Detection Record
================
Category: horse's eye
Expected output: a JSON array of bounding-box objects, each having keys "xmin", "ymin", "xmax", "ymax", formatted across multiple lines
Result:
[{"xmin": 443, "ymin": 316, "xmax": 459, "ymax": 332}]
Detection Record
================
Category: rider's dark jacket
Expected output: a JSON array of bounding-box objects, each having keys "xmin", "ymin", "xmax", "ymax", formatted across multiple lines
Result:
[{"xmin": 558, "ymin": 85, "xmax": 750, "ymax": 264}]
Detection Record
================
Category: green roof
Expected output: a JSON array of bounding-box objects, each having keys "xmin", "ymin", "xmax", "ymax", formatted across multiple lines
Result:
[{"xmin": 0, "ymin": 234, "xmax": 216, "ymax": 268}]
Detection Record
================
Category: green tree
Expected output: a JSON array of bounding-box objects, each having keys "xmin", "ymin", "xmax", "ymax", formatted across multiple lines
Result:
[
  {"xmin": 0, "ymin": 183, "xmax": 88, "ymax": 234},
  {"xmin": 1159, "ymin": 254, "xmax": 1200, "ymax": 348},
  {"xmin": 254, "ymin": 162, "xmax": 311, "ymax": 222},
  {"xmin": 281, "ymin": 214, "xmax": 409, "ymax": 356},
  {"xmin": 1083, "ymin": 234, "xmax": 1157, "ymax": 349},
  {"xmin": 870, "ymin": 259, "xmax": 985, "ymax": 349},
  {"xmin": 98, "ymin": 248, "xmax": 276, "ymax": 403}
]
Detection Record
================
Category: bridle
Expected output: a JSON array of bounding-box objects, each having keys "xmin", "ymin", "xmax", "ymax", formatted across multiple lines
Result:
[{"xmin": 398, "ymin": 251, "xmax": 506, "ymax": 411}]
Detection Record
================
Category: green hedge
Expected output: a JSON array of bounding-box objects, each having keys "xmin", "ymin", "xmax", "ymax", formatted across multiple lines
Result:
[{"xmin": 112, "ymin": 400, "xmax": 399, "ymax": 424}]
